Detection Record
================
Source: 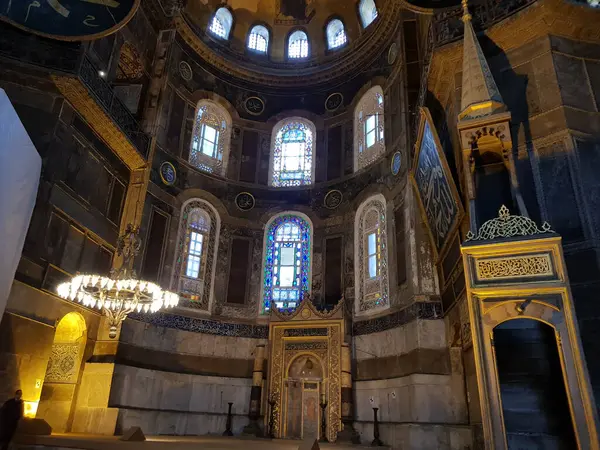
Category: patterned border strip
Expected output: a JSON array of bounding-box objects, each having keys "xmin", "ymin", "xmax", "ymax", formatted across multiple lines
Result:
[
  {"xmin": 127, "ymin": 312, "xmax": 268, "ymax": 339},
  {"xmin": 127, "ymin": 302, "xmax": 442, "ymax": 339},
  {"xmin": 352, "ymin": 301, "xmax": 442, "ymax": 336}
]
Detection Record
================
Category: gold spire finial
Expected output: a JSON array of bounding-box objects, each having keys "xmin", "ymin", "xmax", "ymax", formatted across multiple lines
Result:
[{"xmin": 462, "ymin": 0, "xmax": 472, "ymax": 22}]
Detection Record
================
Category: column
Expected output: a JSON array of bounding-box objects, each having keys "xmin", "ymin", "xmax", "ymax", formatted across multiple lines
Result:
[
  {"xmin": 243, "ymin": 344, "xmax": 265, "ymax": 436},
  {"xmin": 337, "ymin": 342, "xmax": 360, "ymax": 443}
]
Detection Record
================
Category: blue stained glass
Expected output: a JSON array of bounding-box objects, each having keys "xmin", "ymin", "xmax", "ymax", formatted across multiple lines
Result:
[{"xmin": 263, "ymin": 215, "xmax": 311, "ymax": 313}]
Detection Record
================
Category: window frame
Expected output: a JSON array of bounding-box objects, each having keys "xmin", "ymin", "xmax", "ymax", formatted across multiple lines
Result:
[
  {"xmin": 325, "ymin": 17, "xmax": 348, "ymax": 51},
  {"xmin": 246, "ymin": 23, "xmax": 271, "ymax": 56},
  {"xmin": 269, "ymin": 117, "xmax": 316, "ymax": 187},
  {"xmin": 189, "ymin": 99, "xmax": 232, "ymax": 176},
  {"xmin": 260, "ymin": 212, "xmax": 313, "ymax": 314},
  {"xmin": 208, "ymin": 6, "xmax": 234, "ymax": 40},
  {"xmin": 286, "ymin": 28, "xmax": 310, "ymax": 60},
  {"xmin": 358, "ymin": 0, "xmax": 379, "ymax": 29},
  {"xmin": 354, "ymin": 85, "xmax": 385, "ymax": 172},
  {"xmin": 171, "ymin": 199, "xmax": 221, "ymax": 312},
  {"xmin": 354, "ymin": 195, "xmax": 390, "ymax": 316}
]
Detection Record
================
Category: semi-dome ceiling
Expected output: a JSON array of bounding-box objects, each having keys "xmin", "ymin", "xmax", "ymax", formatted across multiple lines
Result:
[{"xmin": 177, "ymin": 0, "xmax": 402, "ymax": 88}]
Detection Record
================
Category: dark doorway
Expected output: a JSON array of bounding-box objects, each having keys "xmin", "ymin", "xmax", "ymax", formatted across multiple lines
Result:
[
  {"xmin": 493, "ymin": 319, "xmax": 576, "ymax": 449},
  {"xmin": 474, "ymin": 152, "xmax": 515, "ymax": 226}
]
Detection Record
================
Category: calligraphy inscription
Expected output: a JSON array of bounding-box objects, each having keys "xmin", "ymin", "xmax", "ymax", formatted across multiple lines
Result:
[
  {"xmin": 476, "ymin": 254, "xmax": 554, "ymax": 281},
  {"xmin": 1, "ymin": 0, "xmax": 137, "ymax": 39},
  {"xmin": 415, "ymin": 121, "xmax": 459, "ymax": 252}
]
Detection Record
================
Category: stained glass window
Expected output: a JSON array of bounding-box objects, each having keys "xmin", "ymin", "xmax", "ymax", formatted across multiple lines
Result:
[
  {"xmin": 262, "ymin": 214, "xmax": 312, "ymax": 313},
  {"xmin": 355, "ymin": 195, "xmax": 389, "ymax": 314},
  {"xmin": 190, "ymin": 100, "xmax": 231, "ymax": 176},
  {"xmin": 209, "ymin": 7, "xmax": 233, "ymax": 39},
  {"xmin": 354, "ymin": 86, "xmax": 385, "ymax": 172},
  {"xmin": 173, "ymin": 200, "xmax": 220, "ymax": 312},
  {"xmin": 326, "ymin": 19, "xmax": 347, "ymax": 50},
  {"xmin": 288, "ymin": 30, "xmax": 309, "ymax": 59},
  {"xmin": 359, "ymin": 0, "xmax": 378, "ymax": 28},
  {"xmin": 270, "ymin": 118, "xmax": 315, "ymax": 187},
  {"xmin": 248, "ymin": 25, "xmax": 269, "ymax": 53}
]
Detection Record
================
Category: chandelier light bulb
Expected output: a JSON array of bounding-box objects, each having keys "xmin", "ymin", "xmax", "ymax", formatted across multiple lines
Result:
[{"xmin": 55, "ymin": 225, "xmax": 179, "ymax": 339}]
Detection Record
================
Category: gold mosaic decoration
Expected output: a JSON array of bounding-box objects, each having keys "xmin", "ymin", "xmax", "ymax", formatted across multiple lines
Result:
[{"xmin": 475, "ymin": 254, "xmax": 553, "ymax": 281}]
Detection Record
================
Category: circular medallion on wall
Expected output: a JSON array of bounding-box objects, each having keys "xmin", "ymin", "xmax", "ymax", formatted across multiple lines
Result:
[
  {"xmin": 387, "ymin": 43, "xmax": 398, "ymax": 65},
  {"xmin": 325, "ymin": 93, "xmax": 344, "ymax": 112},
  {"xmin": 179, "ymin": 61, "xmax": 193, "ymax": 81},
  {"xmin": 159, "ymin": 161, "xmax": 177, "ymax": 186},
  {"xmin": 235, "ymin": 192, "xmax": 256, "ymax": 211},
  {"xmin": 0, "ymin": 0, "xmax": 139, "ymax": 41},
  {"xmin": 244, "ymin": 96, "xmax": 265, "ymax": 116},
  {"xmin": 324, "ymin": 190, "xmax": 343, "ymax": 209},
  {"xmin": 391, "ymin": 151, "xmax": 402, "ymax": 176}
]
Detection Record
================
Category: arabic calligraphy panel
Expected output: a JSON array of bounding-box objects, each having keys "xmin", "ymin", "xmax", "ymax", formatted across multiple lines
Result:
[{"xmin": 412, "ymin": 108, "xmax": 463, "ymax": 258}]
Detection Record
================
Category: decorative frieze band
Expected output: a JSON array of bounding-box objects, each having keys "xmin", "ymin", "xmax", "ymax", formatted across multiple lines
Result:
[{"xmin": 475, "ymin": 254, "xmax": 554, "ymax": 281}]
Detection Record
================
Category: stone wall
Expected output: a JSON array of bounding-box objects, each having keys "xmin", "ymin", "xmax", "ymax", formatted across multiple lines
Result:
[
  {"xmin": 111, "ymin": 365, "xmax": 252, "ymax": 435},
  {"xmin": 100, "ymin": 317, "xmax": 267, "ymax": 435},
  {"xmin": 351, "ymin": 310, "xmax": 470, "ymax": 449},
  {"xmin": 424, "ymin": 0, "xmax": 600, "ymax": 443},
  {"xmin": 0, "ymin": 281, "xmax": 101, "ymax": 422}
]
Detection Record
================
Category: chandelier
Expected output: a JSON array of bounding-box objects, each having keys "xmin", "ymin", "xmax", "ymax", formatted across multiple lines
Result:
[{"xmin": 56, "ymin": 224, "xmax": 179, "ymax": 338}]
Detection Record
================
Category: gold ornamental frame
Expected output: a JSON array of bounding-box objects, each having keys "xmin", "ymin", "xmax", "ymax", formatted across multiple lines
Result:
[
  {"xmin": 462, "ymin": 235, "xmax": 600, "ymax": 450},
  {"xmin": 411, "ymin": 107, "xmax": 464, "ymax": 263},
  {"xmin": 267, "ymin": 300, "xmax": 344, "ymax": 442}
]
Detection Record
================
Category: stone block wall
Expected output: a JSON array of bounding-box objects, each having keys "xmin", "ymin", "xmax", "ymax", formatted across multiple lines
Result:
[
  {"xmin": 111, "ymin": 365, "xmax": 252, "ymax": 435},
  {"xmin": 105, "ymin": 318, "xmax": 266, "ymax": 435},
  {"xmin": 351, "ymin": 313, "xmax": 470, "ymax": 449},
  {"xmin": 0, "ymin": 281, "xmax": 101, "ymax": 416}
]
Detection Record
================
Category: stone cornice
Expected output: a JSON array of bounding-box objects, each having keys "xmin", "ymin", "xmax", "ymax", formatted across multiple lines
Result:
[{"xmin": 173, "ymin": 0, "xmax": 402, "ymax": 89}]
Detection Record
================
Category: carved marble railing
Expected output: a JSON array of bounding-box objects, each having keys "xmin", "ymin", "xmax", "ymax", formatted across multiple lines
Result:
[
  {"xmin": 78, "ymin": 56, "xmax": 150, "ymax": 159},
  {"xmin": 0, "ymin": 24, "xmax": 150, "ymax": 160}
]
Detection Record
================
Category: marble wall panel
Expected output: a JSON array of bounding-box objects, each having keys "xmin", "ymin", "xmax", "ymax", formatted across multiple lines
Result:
[
  {"xmin": 111, "ymin": 365, "xmax": 252, "ymax": 416},
  {"xmin": 117, "ymin": 407, "xmax": 248, "ymax": 436},
  {"xmin": 120, "ymin": 318, "xmax": 265, "ymax": 360},
  {"xmin": 353, "ymin": 422, "xmax": 472, "ymax": 450},
  {"xmin": 353, "ymin": 318, "xmax": 446, "ymax": 361},
  {"xmin": 354, "ymin": 374, "xmax": 466, "ymax": 425}
]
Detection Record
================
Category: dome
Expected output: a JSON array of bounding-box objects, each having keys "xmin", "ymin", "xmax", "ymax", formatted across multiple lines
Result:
[{"xmin": 178, "ymin": 0, "xmax": 401, "ymax": 87}]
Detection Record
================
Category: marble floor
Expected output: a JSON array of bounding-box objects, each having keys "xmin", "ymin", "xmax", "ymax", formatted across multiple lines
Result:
[{"xmin": 14, "ymin": 434, "xmax": 380, "ymax": 450}]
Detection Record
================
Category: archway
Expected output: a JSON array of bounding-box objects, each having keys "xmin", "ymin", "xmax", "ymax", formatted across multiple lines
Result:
[
  {"xmin": 283, "ymin": 354, "xmax": 324, "ymax": 439},
  {"xmin": 493, "ymin": 318, "xmax": 576, "ymax": 449},
  {"xmin": 36, "ymin": 312, "xmax": 87, "ymax": 432}
]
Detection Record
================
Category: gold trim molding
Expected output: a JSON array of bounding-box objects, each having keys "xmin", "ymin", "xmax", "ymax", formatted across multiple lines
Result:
[
  {"xmin": 52, "ymin": 75, "xmax": 146, "ymax": 170},
  {"xmin": 268, "ymin": 318, "xmax": 343, "ymax": 442},
  {"xmin": 461, "ymin": 235, "xmax": 600, "ymax": 449}
]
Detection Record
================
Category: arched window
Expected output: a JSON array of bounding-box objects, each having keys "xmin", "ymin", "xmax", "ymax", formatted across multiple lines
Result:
[
  {"xmin": 354, "ymin": 86, "xmax": 385, "ymax": 171},
  {"xmin": 190, "ymin": 100, "xmax": 232, "ymax": 176},
  {"xmin": 288, "ymin": 30, "xmax": 309, "ymax": 59},
  {"xmin": 209, "ymin": 7, "xmax": 233, "ymax": 39},
  {"xmin": 326, "ymin": 19, "xmax": 347, "ymax": 50},
  {"xmin": 270, "ymin": 118, "xmax": 316, "ymax": 187},
  {"xmin": 172, "ymin": 199, "xmax": 220, "ymax": 312},
  {"xmin": 261, "ymin": 213, "xmax": 312, "ymax": 313},
  {"xmin": 248, "ymin": 25, "xmax": 269, "ymax": 53},
  {"xmin": 359, "ymin": 0, "xmax": 378, "ymax": 28},
  {"xmin": 354, "ymin": 195, "xmax": 389, "ymax": 315}
]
